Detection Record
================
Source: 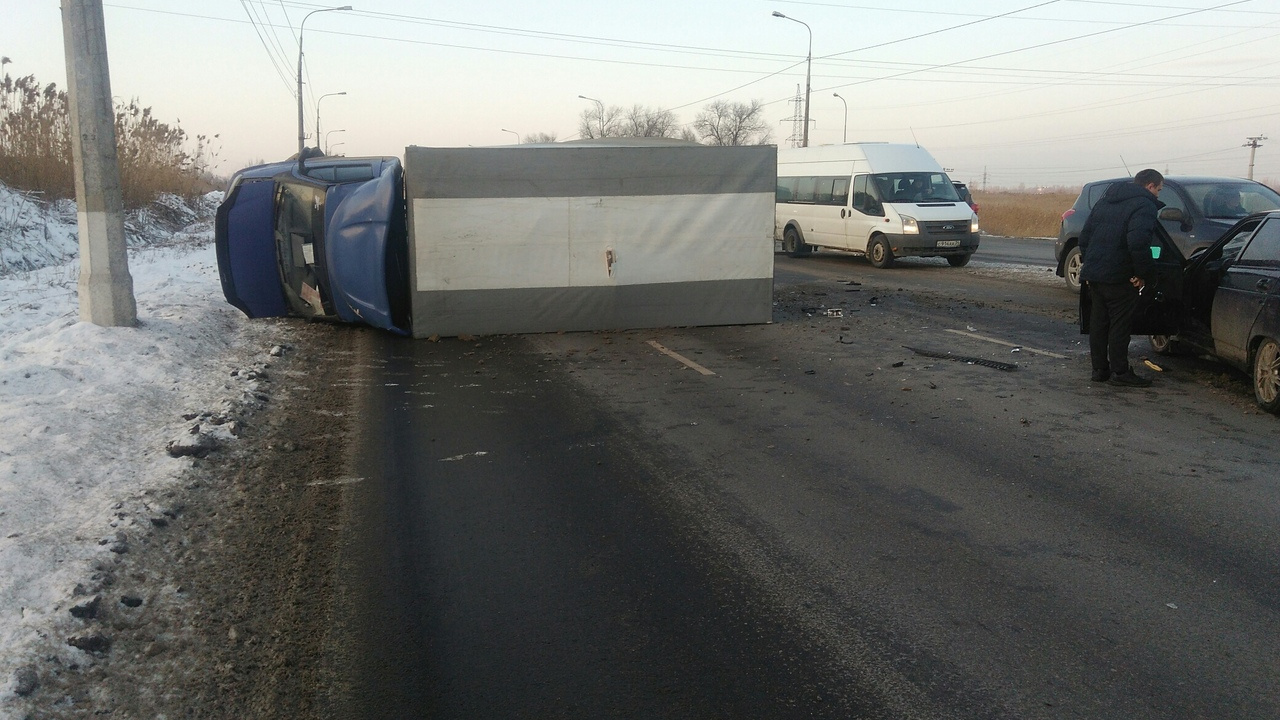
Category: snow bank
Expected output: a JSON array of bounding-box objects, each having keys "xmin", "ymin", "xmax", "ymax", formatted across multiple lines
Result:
[{"xmin": 0, "ymin": 183, "xmax": 279, "ymax": 707}]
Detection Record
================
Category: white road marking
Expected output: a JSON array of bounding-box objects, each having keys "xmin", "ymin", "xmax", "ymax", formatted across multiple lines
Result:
[
  {"xmin": 440, "ymin": 451, "xmax": 490, "ymax": 461},
  {"xmin": 647, "ymin": 341, "xmax": 717, "ymax": 376},
  {"xmin": 944, "ymin": 329, "xmax": 1067, "ymax": 359}
]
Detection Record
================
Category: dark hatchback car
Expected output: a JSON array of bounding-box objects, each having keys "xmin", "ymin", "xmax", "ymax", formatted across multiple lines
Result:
[
  {"xmin": 215, "ymin": 156, "xmax": 411, "ymax": 334},
  {"xmin": 953, "ymin": 181, "xmax": 978, "ymax": 213},
  {"xmin": 1097, "ymin": 212, "xmax": 1280, "ymax": 414},
  {"xmin": 1055, "ymin": 176, "xmax": 1280, "ymax": 293}
]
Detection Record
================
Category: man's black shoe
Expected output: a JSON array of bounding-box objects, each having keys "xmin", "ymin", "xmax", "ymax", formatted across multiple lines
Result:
[
  {"xmin": 1091, "ymin": 369, "xmax": 1111, "ymax": 382},
  {"xmin": 1110, "ymin": 370, "xmax": 1152, "ymax": 387}
]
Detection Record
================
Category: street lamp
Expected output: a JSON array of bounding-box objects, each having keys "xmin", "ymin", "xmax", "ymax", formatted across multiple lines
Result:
[
  {"xmin": 578, "ymin": 95, "xmax": 605, "ymax": 138},
  {"xmin": 297, "ymin": 5, "xmax": 352, "ymax": 171},
  {"xmin": 501, "ymin": 128, "xmax": 520, "ymax": 144},
  {"xmin": 833, "ymin": 92, "xmax": 847, "ymax": 144},
  {"xmin": 316, "ymin": 91, "xmax": 346, "ymax": 149},
  {"xmin": 772, "ymin": 11, "xmax": 811, "ymax": 148},
  {"xmin": 328, "ymin": 142, "xmax": 345, "ymax": 156},
  {"xmin": 324, "ymin": 129, "xmax": 345, "ymax": 154}
]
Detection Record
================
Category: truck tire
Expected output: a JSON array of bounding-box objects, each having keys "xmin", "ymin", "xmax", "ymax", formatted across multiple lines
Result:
[
  {"xmin": 1063, "ymin": 246, "xmax": 1082, "ymax": 294},
  {"xmin": 868, "ymin": 235, "xmax": 894, "ymax": 269},
  {"xmin": 947, "ymin": 254, "xmax": 972, "ymax": 268}
]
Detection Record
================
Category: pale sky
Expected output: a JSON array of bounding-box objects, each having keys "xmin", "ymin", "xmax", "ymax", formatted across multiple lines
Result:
[{"xmin": 5, "ymin": 0, "xmax": 1280, "ymax": 188}]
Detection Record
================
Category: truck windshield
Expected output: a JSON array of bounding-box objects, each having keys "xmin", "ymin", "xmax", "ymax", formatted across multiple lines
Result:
[
  {"xmin": 873, "ymin": 172, "xmax": 962, "ymax": 203},
  {"xmin": 274, "ymin": 181, "xmax": 330, "ymax": 318}
]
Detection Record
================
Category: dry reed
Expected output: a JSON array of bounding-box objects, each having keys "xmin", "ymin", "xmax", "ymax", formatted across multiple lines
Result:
[
  {"xmin": 1, "ymin": 73, "xmax": 220, "ymax": 208},
  {"xmin": 974, "ymin": 191, "xmax": 1078, "ymax": 239}
]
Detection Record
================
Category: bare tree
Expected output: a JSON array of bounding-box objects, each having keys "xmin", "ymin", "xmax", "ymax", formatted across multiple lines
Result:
[
  {"xmin": 692, "ymin": 100, "xmax": 772, "ymax": 146},
  {"xmin": 523, "ymin": 131, "xmax": 558, "ymax": 144},
  {"xmin": 621, "ymin": 105, "xmax": 680, "ymax": 138},
  {"xmin": 578, "ymin": 104, "xmax": 625, "ymax": 139}
]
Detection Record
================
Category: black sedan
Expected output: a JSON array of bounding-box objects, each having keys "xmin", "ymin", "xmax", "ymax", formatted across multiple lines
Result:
[{"xmin": 1142, "ymin": 211, "xmax": 1280, "ymax": 414}]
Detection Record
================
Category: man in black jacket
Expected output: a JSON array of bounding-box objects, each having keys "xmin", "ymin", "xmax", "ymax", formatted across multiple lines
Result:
[{"xmin": 1079, "ymin": 169, "xmax": 1163, "ymax": 387}]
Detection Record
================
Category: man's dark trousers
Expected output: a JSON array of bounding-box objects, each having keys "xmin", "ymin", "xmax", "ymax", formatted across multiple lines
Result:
[{"xmin": 1089, "ymin": 281, "xmax": 1140, "ymax": 375}]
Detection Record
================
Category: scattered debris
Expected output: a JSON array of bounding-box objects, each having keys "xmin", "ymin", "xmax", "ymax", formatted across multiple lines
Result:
[
  {"xmin": 903, "ymin": 345, "xmax": 1019, "ymax": 371},
  {"xmin": 892, "ymin": 361, "xmax": 905, "ymax": 368},
  {"xmin": 1144, "ymin": 359, "xmax": 1164, "ymax": 372}
]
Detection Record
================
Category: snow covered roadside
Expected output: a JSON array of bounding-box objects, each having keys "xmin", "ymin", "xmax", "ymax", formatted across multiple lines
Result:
[{"xmin": 0, "ymin": 191, "xmax": 287, "ymax": 710}]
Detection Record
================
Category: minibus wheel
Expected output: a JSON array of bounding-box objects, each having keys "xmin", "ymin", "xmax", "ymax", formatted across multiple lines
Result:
[
  {"xmin": 784, "ymin": 227, "xmax": 811, "ymax": 258},
  {"xmin": 868, "ymin": 236, "xmax": 894, "ymax": 268}
]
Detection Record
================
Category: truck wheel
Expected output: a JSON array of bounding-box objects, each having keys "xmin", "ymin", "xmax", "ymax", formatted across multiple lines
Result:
[
  {"xmin": 1253, "ymin": 338, "xmax": 1280, "ymax": 414},
  {"xmin": 947, "ymin": 254, "xmax": 972, "ymax": 268},
  {"xmin": 784, "ymin": 227, "xmax": 810, "ymax": 258},
  {"xmin": 1063, "ymin": 246, "xmax": 1082, "ymax": 294},
  {"xmin": 868, "ymin": 236, "xmax": 894, "ymax": 269},
  {"xmin": 1149, "ymin": 335, "xmax": 1182, "ymax": 355}
]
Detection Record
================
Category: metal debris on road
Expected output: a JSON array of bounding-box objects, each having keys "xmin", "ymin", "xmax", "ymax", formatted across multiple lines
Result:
[{"xmin": 903, "ymin": 345, "xmax": 1019, "ymax": 371}]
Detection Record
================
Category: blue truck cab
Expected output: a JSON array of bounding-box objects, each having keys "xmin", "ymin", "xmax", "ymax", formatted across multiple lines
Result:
[{"xmin": 215, "ymin": 155, "xmax": 410, "ymax": 334}]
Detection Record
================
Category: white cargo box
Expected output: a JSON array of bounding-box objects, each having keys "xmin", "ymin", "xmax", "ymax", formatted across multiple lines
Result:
[{"xmin": 403, "ymin": 141, "xmax": 776, "ymax": 338}]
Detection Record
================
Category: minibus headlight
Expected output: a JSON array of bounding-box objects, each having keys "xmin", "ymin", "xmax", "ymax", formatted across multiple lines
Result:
[
  {"xmin": 901, "ymin": 215, "xmax": 919, "ymax": 235},
  {"xmin": 971, "ymin": 214, "xmax": 980, "ymax": 233}
]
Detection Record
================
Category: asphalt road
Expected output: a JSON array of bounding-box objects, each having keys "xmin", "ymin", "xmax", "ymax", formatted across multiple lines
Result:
[
  {"xmin": 972, "ymin": 234, "xmax": 1057, "ymax": 268},
  {"xmin": 328, "ymin": 253, "xmax": 1280, "ymax": 719}
]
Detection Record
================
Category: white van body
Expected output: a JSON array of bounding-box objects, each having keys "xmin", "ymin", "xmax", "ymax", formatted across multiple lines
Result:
[{"xmin": 774, "ymin": 143, "xmax": 979, "ymax": 268}]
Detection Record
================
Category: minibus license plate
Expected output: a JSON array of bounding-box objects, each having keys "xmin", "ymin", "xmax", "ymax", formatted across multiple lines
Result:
[{"xmin": 937, "ymin": 240, "xmax": 961, "ymax": 248}]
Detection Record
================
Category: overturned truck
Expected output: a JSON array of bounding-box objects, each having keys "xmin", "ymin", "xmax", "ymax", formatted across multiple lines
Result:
[{"xmin": 215, "ymin": 140, "xmax": 776, "ymax": 337}]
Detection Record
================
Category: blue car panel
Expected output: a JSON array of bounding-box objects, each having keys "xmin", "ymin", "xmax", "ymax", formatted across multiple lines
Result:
[
  {"xmin": 324, "ymin": 159, "xmax": 410, "ymax": 334},
  {"xmin": 215, "ymin": 176, "xmax": 289, "ymax": 318}
]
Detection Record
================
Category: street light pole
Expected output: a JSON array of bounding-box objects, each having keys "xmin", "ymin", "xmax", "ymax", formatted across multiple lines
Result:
[
  {"xmin": 833, "ymin": 92, "xmax": 847, "ymax": 144},
  {"xmin": 578, "ymin": 95, "xmax": 605, "ymax": 138},
  {"xmin": 316, "ymin": 91, "xmax": 346, "ymax": 151},
  {"xmin": 297, "ymin": 5, "xmax": 351, "ymax": 171},
  {"xmin": 324, "ymin": 129, "xmax": 345, "ymax": 154},
  {"xmin": 501, "ymin": 128, "xmax": 520, "ymax": 144},
  {"xmin": 772, "ymin": 11, "xmax": 811, "ymax": 148}
]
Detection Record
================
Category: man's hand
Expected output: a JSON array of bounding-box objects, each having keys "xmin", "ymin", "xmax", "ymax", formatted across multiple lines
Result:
[{"xmin": 1130, "ymin": 276, "xmax": 1145, "ymax": 289}]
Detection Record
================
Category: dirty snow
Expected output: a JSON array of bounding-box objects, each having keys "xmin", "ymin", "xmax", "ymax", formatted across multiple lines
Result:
[{"xmin": 0, "ymin": 184, "xmax": 278, "ymax": 709}]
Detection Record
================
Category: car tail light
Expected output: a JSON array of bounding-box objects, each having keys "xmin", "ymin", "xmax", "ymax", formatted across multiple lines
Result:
[{"xmin": 1061, "ymin": 208, "xmax": 1075, "ymax": 221}]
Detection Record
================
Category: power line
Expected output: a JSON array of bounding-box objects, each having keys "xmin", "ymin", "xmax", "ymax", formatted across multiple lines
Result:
[{"xmin": 237, "ymin": 0, "xmax": 294, "ymax": 96}]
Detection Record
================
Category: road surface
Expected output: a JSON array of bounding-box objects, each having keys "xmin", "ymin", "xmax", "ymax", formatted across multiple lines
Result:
[{"xmin": 320, "ymin": 253, "xmax": 1280, "ymax": 719}]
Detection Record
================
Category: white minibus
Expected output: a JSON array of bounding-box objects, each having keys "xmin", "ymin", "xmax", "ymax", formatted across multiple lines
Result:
[{"xmin": 774, "ymin": 143, "xmax": 979, "ymax": 267}]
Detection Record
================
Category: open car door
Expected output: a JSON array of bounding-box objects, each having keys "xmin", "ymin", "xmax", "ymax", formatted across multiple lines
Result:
[{"xmin": 1079, "ymin": 223, "xmax": 1184, "ymax": 336}]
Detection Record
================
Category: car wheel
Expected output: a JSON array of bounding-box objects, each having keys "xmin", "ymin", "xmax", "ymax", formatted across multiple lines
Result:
[
  {"xmin": 1253, "ymin": 338, "xmax": 1280, "ymax": 414},
  {"xmin": 1149, "ymin": 335, "xmax": 1182, "ymax": 355},
  {"xmin": 947, "ymin": 253, "xmax": 972, "ymax": 268},
  {"xmin": 1063, "ymin": 246, "xmax": 1082, "ymax": 294},
  {"xmin": 784, "ymin": 227, "xmax": 810, "ymax": 258},
  {"xmin": 868, "ymin": 235, "xmax": 894, "ymax": 269}
]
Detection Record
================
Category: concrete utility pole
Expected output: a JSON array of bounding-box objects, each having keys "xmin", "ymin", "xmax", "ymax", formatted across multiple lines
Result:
[
  {"xmin": 1244, "ymin": 135, "xmax": 1266, "ymax": 180},
  {"xmin": 61, "ymin": 0, "xmax": 136, "ymax": 327}
]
